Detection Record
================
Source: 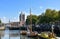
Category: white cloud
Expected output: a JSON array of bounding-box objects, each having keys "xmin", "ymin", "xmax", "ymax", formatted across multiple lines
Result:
[
  {"xmin": 1, "ymin": 16, "xmax": 9, "ymax": 23},
  {"xmin": 40, "ymin": 6, "xmax": 43, "ymax": 10},
  {"xmin": 1, "ymin": 16, "xmax": 19, "ymax": 23},
  {"xmin": 18, "ymin": 11, "xmax": 21, "ymax": 14},
  {"xmin": 10, "ymin": 17, "xmax": 19, "ymax": 22}
]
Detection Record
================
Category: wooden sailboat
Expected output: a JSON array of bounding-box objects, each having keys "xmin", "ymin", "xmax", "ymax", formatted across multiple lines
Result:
[
  {"xmin": 27, "ymin": 8, "xmax": 38, "ymax": 37},
  {"xmin": 20, "ymin": 30, "xmax": 27, "ymax": 35}
]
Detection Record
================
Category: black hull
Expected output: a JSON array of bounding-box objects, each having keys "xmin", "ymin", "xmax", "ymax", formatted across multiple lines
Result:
[
  {"xmin": 27, "ymin": 35, "xmax": 37, "ymax": 37},
  {"xmin": 8, "ymin": 27, "xmax": 20, "ymax": 30}
]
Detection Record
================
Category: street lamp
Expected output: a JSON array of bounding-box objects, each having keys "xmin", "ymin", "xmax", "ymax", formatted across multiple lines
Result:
[{"xmin": 52, "ymin": 24, "xmax": 54, "ymax": 33}]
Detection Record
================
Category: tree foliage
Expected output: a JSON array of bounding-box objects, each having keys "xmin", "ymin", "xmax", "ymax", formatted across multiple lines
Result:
[
  {"xmin": 26, "ymin": 15, "xmax": 38, "ymax": 25},
  {"xmin": 0, "ymin": 19, "xmax": 2, "ymax": 23},
  {"xmin": 26, "ymin": 9, "xmax": 60, "ymax": 25}
]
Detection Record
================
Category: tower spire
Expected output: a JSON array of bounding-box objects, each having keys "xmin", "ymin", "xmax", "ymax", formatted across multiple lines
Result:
[{"xmin": 9, "ymin": 19, "xmax": 10, "ymax": 23}]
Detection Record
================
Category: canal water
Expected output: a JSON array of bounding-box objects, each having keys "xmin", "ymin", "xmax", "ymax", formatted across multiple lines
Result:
[{"xmin": 0, "ymin": 30, "xmax": 39, "ymax": 39}]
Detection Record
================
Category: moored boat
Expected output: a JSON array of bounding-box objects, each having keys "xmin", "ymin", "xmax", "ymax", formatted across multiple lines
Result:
[
  {"xmin": 8, "ymin": 26, "xmax": 20, "ymax": 30},
  {"xmin": 38, "ymin": 24, "xmax": 57, "ymax": 39},
  {"xmin": 38, "ymin": 32, "xmax": 57, "ymax": 39},
  {"xmin": 38, "ymin": 32, "xmax": 49, "ymax": 39},
  {"xmin": 27, "ymin": 9, "xmax": 38, "ymax": 37},
  {"xmin": 48, "ymin": 32, "xmax": 57, "ymax": 39},
  {"xmin": 27, "ymin": 31, "xmax": 38, "ymax": 37},
  {"xmin": 20, "ymin": 30, "xmax": 27, "ymax": 35},
  {"xmin": 0, "ymin": 26, "xmax": 5, "ymax": 30}
]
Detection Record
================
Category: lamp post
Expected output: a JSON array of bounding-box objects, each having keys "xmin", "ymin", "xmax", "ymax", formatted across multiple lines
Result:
[{"xmin": 52, "ymin": 24, "xmax": 54, "ymax": 33}]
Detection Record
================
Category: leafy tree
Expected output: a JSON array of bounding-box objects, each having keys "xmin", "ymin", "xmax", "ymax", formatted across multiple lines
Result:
[
  {"xmin": 58, "ymin": 10, "xmax": 60, "ymax": 21},
  {"xmin": 45, "ymin": 9, "xmax": 58, "ymax": 22},
  {"xmin": 0, "ymin": 19, "xmax": 2, "ymax": 23},
  {"xmin": 38, "ymin": 15, "xmax": 52, "ymax": 24},
  {"xmin": 26, "ymin": 15, "xmax": 38, "ymax": 26},
  {"xmin": 26, "ymin": 8, "xmax": 60, "ymax": 25},
  {"xmin": 26, "ymin": 16, "xmax": 30, "ymax": 25},
  {"xmin": 45, "ymin": 9, "xmax": 52, "ymax": 17},
  {"xmin": 32, "ymin": 15, "xmax": 38, "ymax": 26}
]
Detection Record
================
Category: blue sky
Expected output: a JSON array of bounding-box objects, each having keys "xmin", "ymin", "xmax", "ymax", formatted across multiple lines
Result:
[{"xmin": 0, "ymin": 0, "xmax": 60, "ymax": 23}]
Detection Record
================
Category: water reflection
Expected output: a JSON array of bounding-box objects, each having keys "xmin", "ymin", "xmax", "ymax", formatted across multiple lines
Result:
[
  {"xmin": 9, "ymin": 33, "xmax": 20, "ymax": 37},
  {"xmin": 20, "ymin": 35, "xmax": 39, "ymax": 39},
  {"xmin": 9, "ymin": 30, "xmax": 20, "ymax": 39},
  {"xmin": 9, "ymin": 30, "xmax": 20, "ymax": 37},
  {"xmin": 0, "ymin": 31, "xmax": 4, "ymax": 39},
  {"xmin": 20, "ymin": 35, "xmax": 27, "ymax": 39},
  {"xmin": 0, "ymin": 30, "xmax": 39, "ymax": 39}
]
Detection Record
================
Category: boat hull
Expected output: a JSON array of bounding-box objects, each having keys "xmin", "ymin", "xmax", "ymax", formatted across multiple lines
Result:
[
  {"xmin": 8, "ymin": 27, "xmax": 20, "ymax": 30},
  {"xmin": 0, "ymin": 26, "xmax": 5, "ymax": 30},
  {"xmin": 27, "ymin": 32, "xmax": 38, "ymax": 37},
  {"xmin": 20, "ymin": 31, "xmax": 27, "ymax": 35}
]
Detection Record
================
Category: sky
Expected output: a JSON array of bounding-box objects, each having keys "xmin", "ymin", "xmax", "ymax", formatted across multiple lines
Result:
[{"xmin": 0, "ymin": 0, "xmax": 60, "ymax": 23}]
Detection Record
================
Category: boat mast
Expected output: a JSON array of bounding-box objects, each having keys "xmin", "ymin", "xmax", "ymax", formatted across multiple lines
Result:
[{"xmin": 30, "ymin": 8, "xmax": 32, "ymax": 32}]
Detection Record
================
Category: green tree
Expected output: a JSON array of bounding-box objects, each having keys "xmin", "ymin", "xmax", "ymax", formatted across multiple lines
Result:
[
  {"xmin": 38, "ymin": 9, "xmax": 58, "ymax": 24},
  {"xmin": 26, "ymin": 15, "xmax": 38, "ymax": 26},
  {"xmin": 45, "ymin": 9, "xmax": 52, "ymax": 17},
  {"xmin": 26, "ymin": 16, "xmax": 30, "ymax": 25},
  {"xmin": 32, "ymin": 15, "xmax": 38, "ymax": 26},
  {"xmin": 50, "ymin": 10, "xmax": 58, "ymax": 22},
  {"xmin": 58, "ymin": 10, "xmax": 60, "ymax": 21},
  {"xmin": 38, "ymin": 15, "xmax": 52, "ymax": 24},
  {"xmin": 26, "ymin": 8, "xmax": 60, "ymax": 25},
  {"xmin": 0, "ymin": 19, "xmax": 2, "ymax": 23},
  {"xmin": 45, "ymin": 9, "xmax": 58, "ymax": 22}
]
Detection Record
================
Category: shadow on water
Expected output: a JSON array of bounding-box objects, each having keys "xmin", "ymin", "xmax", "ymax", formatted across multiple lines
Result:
[{"xmin": 20, "ymin": 35, "xmax": 39, "ymax": 39}]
